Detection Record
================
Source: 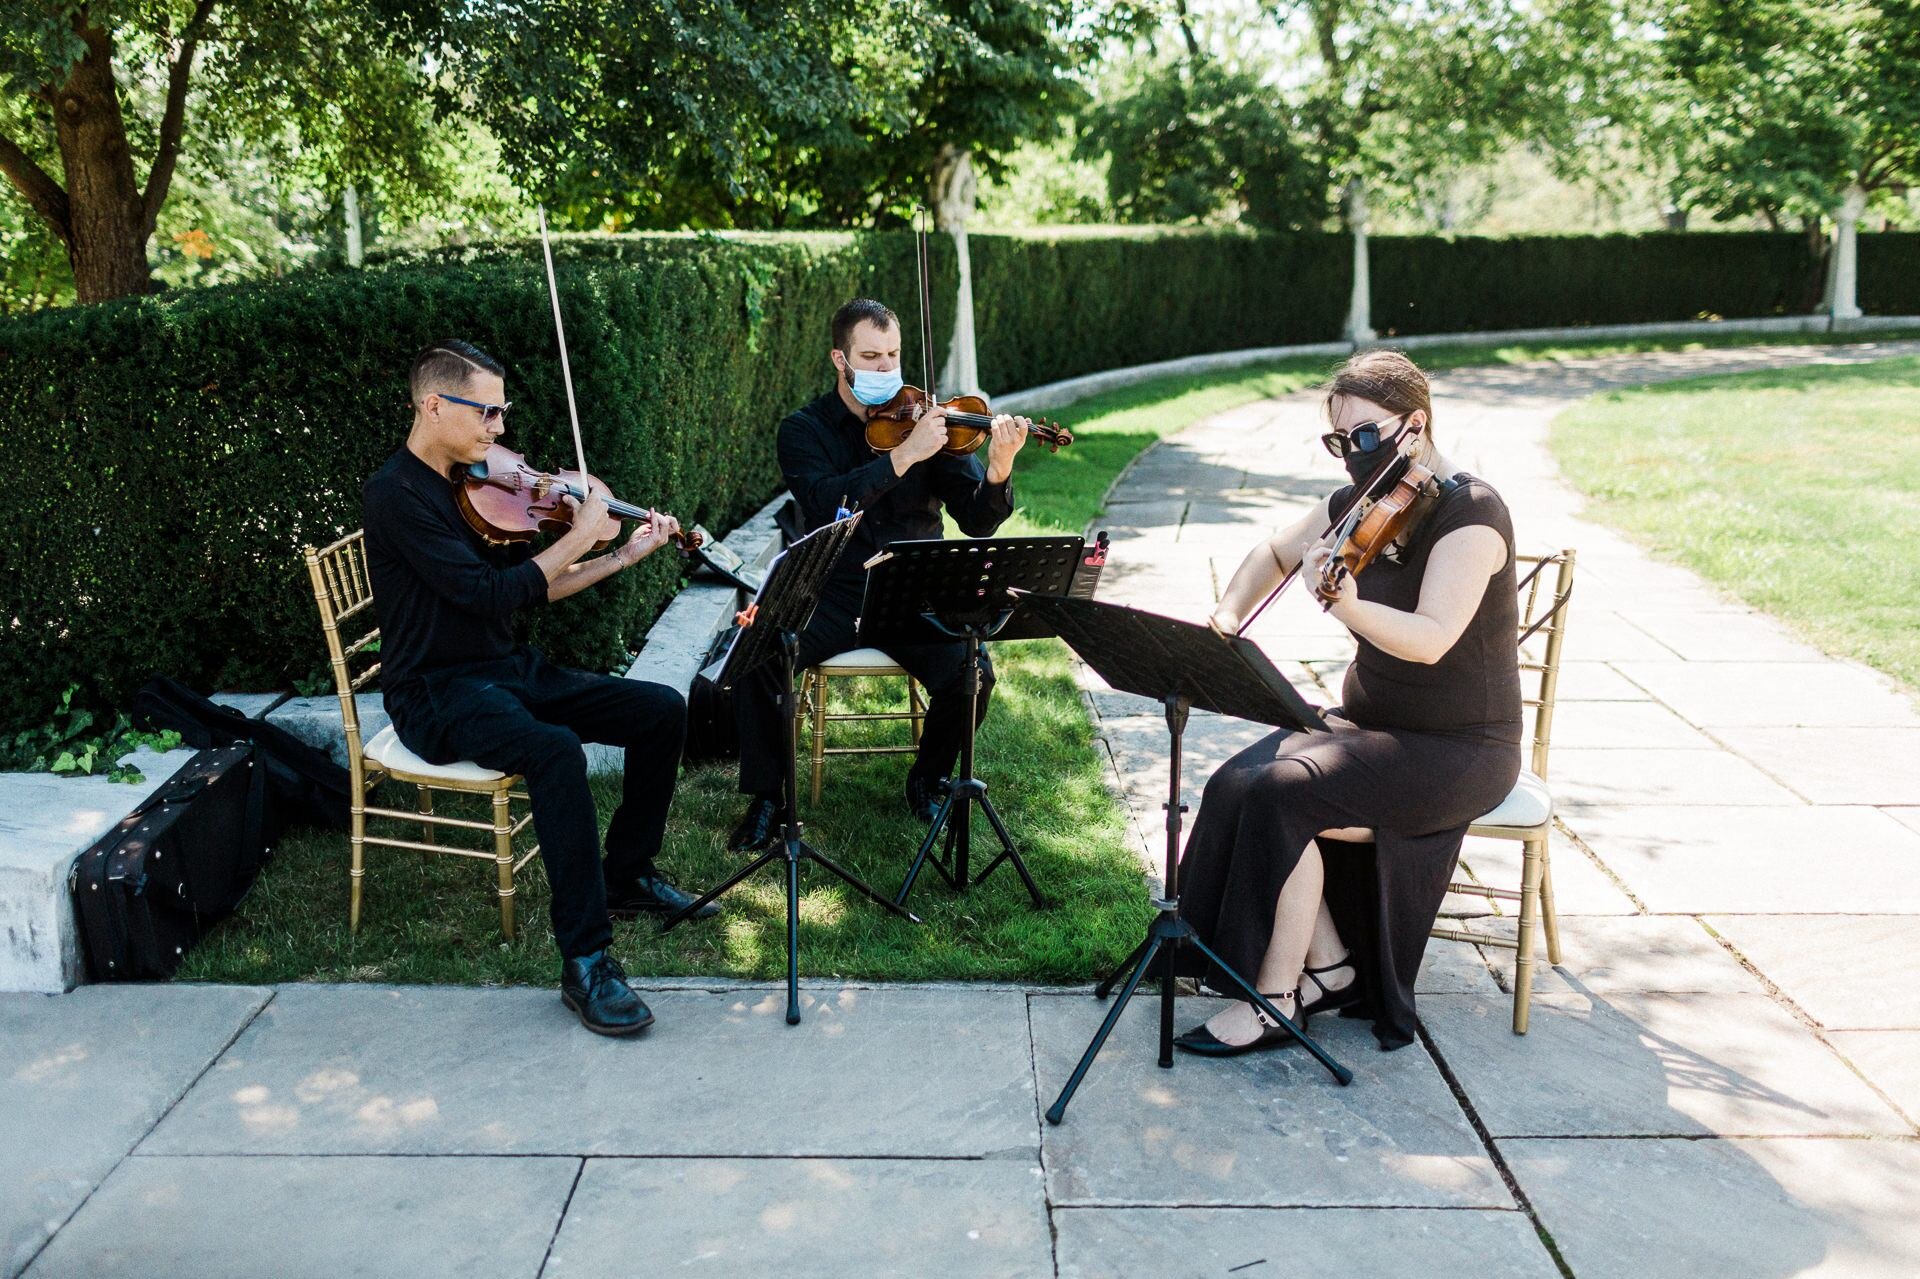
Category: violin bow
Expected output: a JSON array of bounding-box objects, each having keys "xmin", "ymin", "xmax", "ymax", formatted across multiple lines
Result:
[
  {"xmin": 913, "ymin": 203, "xmax": 936, "ymax": 403},
  {"xmin": 537, "ymin": 205, "xmax": 592, "ymax": 485}
]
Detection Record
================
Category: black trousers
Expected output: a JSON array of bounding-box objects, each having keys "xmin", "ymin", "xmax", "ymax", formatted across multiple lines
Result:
[
  {"xmin": 388, "ymin": 648, "xmax": 686, "ymax": 960},
  {"xmin": 734, "ymin": 582, "xmax": 992, "ymax": 797}
]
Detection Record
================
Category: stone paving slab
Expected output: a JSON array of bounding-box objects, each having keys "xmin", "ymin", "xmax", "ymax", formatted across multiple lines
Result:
[
  {"xmin": 1029, "ymin": 996, "xmax": 1511, "ymax": 1209},
  {"xmin": 1615, "ymin": 608, "xmax": 1830, "ymax": 663},
  {"xmin": 1560, "ymin": 805, "xmax": 1920, "ymax": 913},
  {"xmin": 1549, "ymin": 661, "xmax": 1654, "ymax": 702},
  {"xmin": 143, "ymin": 986, "xmax": 1035, "ymax": 1158},
  {"xmin": 1503, "ymin": 1137, "xmax": 1920, "ymax": 1279},
  {"xmin": 1416, "ymin": 939, "xmax": 1503, "ymax": 995},
  {"xmin": 547, "ymin": 1158, "xmax": 1052, "ymax": 1277},
  {"xmin": 1549, "ymin": 746, "xmax": 1806, "ymax": 810},
  {"xmin": 1708, "ymin": 726, "xmax": 1920, "ymax": 805},
  {"xmin": 1548, "ymin": 609, "xmax": 1681, "ymax": 664},
  {"xmin": 1703, "ymin": 915, "xmax": 1920, "ymax": 1029},
  {"xmin": 27, "ymin": 1155, "xmax": 575, "ymax": 1279},
  {"xmin": 1826, "ymin": 1031, "xmax": 1920, "ymax": 1123},
  {"xmin": 1614, "ymin": 660, "xmax": 1920, "ymax": 728},
  {"xmin": 1053, "ymin": 1206, "xmax": 1558, "ymax": 1277},
  {"xmin": 1540, "ymin": 700, "xmax": 1718, "ymax": 750},
  {"xmin": 0, "ymin": 984, "xmax": 269, "ymax": 1279},
  {"xmin": 1478, "ymin": 914, "xmax": 1769, "ymax": 998},
  {"xmin": 1421, "ymin": 991, "xmax": 1909, "ymax": 1138}
]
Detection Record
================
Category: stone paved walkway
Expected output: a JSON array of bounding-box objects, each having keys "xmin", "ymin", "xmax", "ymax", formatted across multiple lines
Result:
[{"xmin": 6, "ymin": 342, "xmax": 1920, "ymax": 1278}]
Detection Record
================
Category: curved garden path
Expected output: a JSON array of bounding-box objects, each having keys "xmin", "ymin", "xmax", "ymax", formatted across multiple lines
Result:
[{"xmin": 1076, "ymin": 338, "xmax": 1920, "ymax": 1275}]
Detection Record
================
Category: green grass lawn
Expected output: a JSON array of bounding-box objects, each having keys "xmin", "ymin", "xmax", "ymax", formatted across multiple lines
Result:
[
  {"xmin": 177, "ymin": 325, "xmax": 1920, "ymax": 985},
  {"xmin": 1549, "ymin": 356, "xmax": 1920, "ymax": 694}
]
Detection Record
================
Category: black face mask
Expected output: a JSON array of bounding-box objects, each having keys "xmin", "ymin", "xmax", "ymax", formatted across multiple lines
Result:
[{"xmin": 1343, "ymin": 423, "xmax": 1410, "ymax": 488}]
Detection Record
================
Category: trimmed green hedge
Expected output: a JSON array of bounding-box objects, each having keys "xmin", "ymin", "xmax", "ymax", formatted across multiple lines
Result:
[
  {"xmin": 5, "ymin": 226, "xmax": 1916, "ymax": 733},
  {"xmin": 965, "ymin": 229, "xmax": 1349, "ymax": 389},
  {"xmin": 1857, "ymin": 232, "xmax": 1920, "ymax": 316},
  {"xmin": 1368, "ymin": 232, "xmax": 1827, "ymax": 336},
  {"xmin": 0, "ymin": 233, "xmax": 944, "ymax": 732}
]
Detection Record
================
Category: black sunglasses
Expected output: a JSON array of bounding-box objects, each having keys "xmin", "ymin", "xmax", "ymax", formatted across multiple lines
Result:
[
  {"xmin": 1321, "ymin": 413, "xmax": 1407, "ymax": 459},
  {"xmin": 441, "ymin": 392, "xmax": 512, "ymax": 424}
]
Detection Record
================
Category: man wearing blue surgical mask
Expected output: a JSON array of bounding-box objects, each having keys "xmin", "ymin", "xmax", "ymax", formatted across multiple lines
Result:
[{"xmin": 728, "ymin": 296, "xmax": 1033, "ymax": 850}]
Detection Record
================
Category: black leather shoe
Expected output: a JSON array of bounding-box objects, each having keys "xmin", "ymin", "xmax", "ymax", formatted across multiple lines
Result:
[
  {"xmin": 905, "ymin": 774, "xmax": 942, "ymax": 823},
  {"xmin": 1172, "ymin": 996, "xmax": 1299, "ymax": 1057},
  {"xmin": 560, "ymin": 950, "xmax": 654, "ymax": 1036},
  {"xmin": 728, "ymin": 796, "xmax": 780, "ymax": 852},
  {"xmin": 608, "ymin": 873, "xmax": 718, "ymax": 921},
  {"xmin": 1298, "ymin": 955, "xmax": 1364, "ymax": 1020}
]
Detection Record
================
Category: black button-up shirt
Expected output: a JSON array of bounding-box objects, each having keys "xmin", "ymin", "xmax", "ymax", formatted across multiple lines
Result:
[
  {"xmin": 362, "ymin": 448, "xmax": 548, "ymax": 696},
  {"xmin": 778, "ymin": 390, "xmax": 1016, "ymax": 594}
]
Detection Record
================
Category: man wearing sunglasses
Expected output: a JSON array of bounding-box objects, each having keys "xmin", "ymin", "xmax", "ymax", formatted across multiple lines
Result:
[{"xmin": 361, "ymin": 338, "xmax": 713, "ymax": 1038}]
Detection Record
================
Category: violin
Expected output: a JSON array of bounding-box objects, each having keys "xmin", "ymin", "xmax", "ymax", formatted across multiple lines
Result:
[
  {"xmin": 1311, "ymin": 455, "xmax": 1443, "ymax": 605},
  {"xmin": 864, "ymin": 387, "xmax": 1073, "ymax": 455},
  {"xmin": 456, "ymin": 442, "xmax": 702, "ymax": 554},
  {"xmin": 1235, "ymin": 428, "xmax": 1443, "ymax": 632}
]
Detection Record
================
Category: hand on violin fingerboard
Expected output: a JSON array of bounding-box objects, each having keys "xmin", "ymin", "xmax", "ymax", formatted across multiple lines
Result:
[
  {"xmin": 890, "ymin": 404, "xmax": 951, "ymax": 474},
  {"xmin": 986, "ymin": 414, "xmax": 1031, "ymax": 482},
  {"xmin": 617, "ymin": 512, "xmax": 680, "ymax": 567}
]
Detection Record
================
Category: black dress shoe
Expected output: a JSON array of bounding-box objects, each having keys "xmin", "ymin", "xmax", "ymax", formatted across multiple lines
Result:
[
  {"xmin": 1298, "ymin": 955, "xmax": 1364, "ymax": 1020},
  {"xmin": 608, "ymin": 873, "xmax": 719, "ymax": 921},
  {"xmin": 1172, "ymin": 996, "xmax": 1300, "ymax": 1057},
  {"xmin": 560, "ymin": 949, "xmax": 654, "ymax": 1036},
  {"xmin": 728, "ymin": 796, "xmax": 780, "ymax": 852},
  {"xmin": 905, "ymin": 773, "xmax": 943, "ymax": 823}
]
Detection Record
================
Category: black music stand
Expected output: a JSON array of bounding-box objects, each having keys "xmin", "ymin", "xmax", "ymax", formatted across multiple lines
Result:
[
  {"xmin": 661, "ymin": 513, "xmax": 919, "ymax": 1026},
  {"xmin": 1012, "ymin": 595, "xmax": 1355, "ymax": 1124},
  {"xmin": 858, "ymin": 536, "xmax": 1096, "ymax": 909}
]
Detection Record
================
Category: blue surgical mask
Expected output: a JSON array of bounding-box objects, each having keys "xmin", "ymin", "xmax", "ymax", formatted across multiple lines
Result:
[{"xmin": 845, "ymin": 363, "xmax": 903, "ymax": 407}]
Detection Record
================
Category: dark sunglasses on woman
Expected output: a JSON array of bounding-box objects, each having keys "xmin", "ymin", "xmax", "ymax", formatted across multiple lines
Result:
[{"xmin": 1321, "ymin": 412, "xmax": 1407, "ymax": 459}]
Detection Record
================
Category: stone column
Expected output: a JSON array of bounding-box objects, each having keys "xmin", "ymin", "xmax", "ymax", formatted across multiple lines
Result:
[
  {"xmin": 1343, "ymin": 177, "xmax": 1376, "ymax": 344},
  {"xmin": 1826, "ymin": 183, "xmax": 1867, "ymax": 323},
  {"xmin": 933, "ymin": 145, "xmax": 981, "ymax": 394}
]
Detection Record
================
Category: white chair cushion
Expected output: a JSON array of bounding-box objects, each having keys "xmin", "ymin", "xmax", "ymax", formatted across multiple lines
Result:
[
  {"xmin": 364, "ymin": 725, "xmax": 507, "ymax": 784},
  {"xmin": 815, "ymin": 647, "xmax": 906, "ymax": 673},
  {"xmin": 1471, "ymin": 769, "xmax": 1553, "ymax": 831}
]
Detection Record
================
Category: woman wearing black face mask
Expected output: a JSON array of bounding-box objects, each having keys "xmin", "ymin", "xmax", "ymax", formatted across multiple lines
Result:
[{"xmin": 1172, "ymin": 349, "xmax": 1523, "ymax": 1057}]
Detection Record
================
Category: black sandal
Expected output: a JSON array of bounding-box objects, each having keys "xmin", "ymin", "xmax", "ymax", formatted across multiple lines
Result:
[
  {"xmin": 1298, "ymin": 954, "xmax": 1363, "ymax": 1021},
  {"xmin": 1173, "ymin": 993, "xmax": 1300, "ymax": 1057}
]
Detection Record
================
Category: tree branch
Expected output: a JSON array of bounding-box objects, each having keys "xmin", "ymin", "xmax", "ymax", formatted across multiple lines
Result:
[
  {"xmin": 0, "ymin": 129, "xmax": 71, "ymax": 242},
  {"xmin": 140, "ymin": 0, "xmax": 217, "ymax": 240}
]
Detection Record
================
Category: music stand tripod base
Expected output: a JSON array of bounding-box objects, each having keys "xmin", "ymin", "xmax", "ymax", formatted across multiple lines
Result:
[
  {"xmin": 662, "ymin": 515, "xmax": 918, "ymax": 1026},
  {"xmin": 859, "ymin": 537, "xmax": 1089, "ymax": 911}
]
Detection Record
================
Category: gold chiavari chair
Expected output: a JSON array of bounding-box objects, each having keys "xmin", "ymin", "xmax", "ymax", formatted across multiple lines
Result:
[
  {"xmin": 303, "ymin": 532, "xmax": 538, "ymax": 939},
  {"xmin": 796, "ymin": 649, "xmax": 926, "ymax": 803},
  {"xmin": 1431, "ymin": 548, "xmax": 1575, "ymax": 1033}
]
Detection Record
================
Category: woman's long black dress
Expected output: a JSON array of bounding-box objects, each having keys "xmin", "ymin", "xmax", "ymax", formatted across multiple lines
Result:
[{"xmin": 1177, "ymin": 474, "xmax": 1524, "ymax": 1050}]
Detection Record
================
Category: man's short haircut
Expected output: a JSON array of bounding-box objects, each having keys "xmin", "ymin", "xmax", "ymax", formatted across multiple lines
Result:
[
  {"xmin": 831, "ymin": 298, "xmax": 899, "ymax": 354},
  {"xmin": 409, "ymin": 339, "xmax": 505, "ymax": 404}
]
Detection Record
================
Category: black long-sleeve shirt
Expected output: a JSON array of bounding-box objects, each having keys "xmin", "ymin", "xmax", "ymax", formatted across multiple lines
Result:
[
  {"xmin": 362, "ymin": 447, "xmax": 548, "ymax": 695},
  {"xmin": 778, "ymin": 390, "xmax": 1015, "ymax": 593}
]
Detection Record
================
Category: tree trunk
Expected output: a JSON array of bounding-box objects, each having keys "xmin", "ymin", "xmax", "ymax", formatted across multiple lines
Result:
[
  {"xmin": 932, "ymin": 145, "xmax": 981, "ymax": 395},
  {"xmin": 1823, "ymin": 184, "xmax": 1867, "ymax": 323},
  {"xmin": 343, "ymin": 184, "xmax": 365, "ymax": 267},
  {"xmin": 53, "ymin": 20, "xmax": 153, "ymax": 302},
  {"xmin": 1343, "ymin": 177, "xmax": 1375, "ymax": 343}
]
